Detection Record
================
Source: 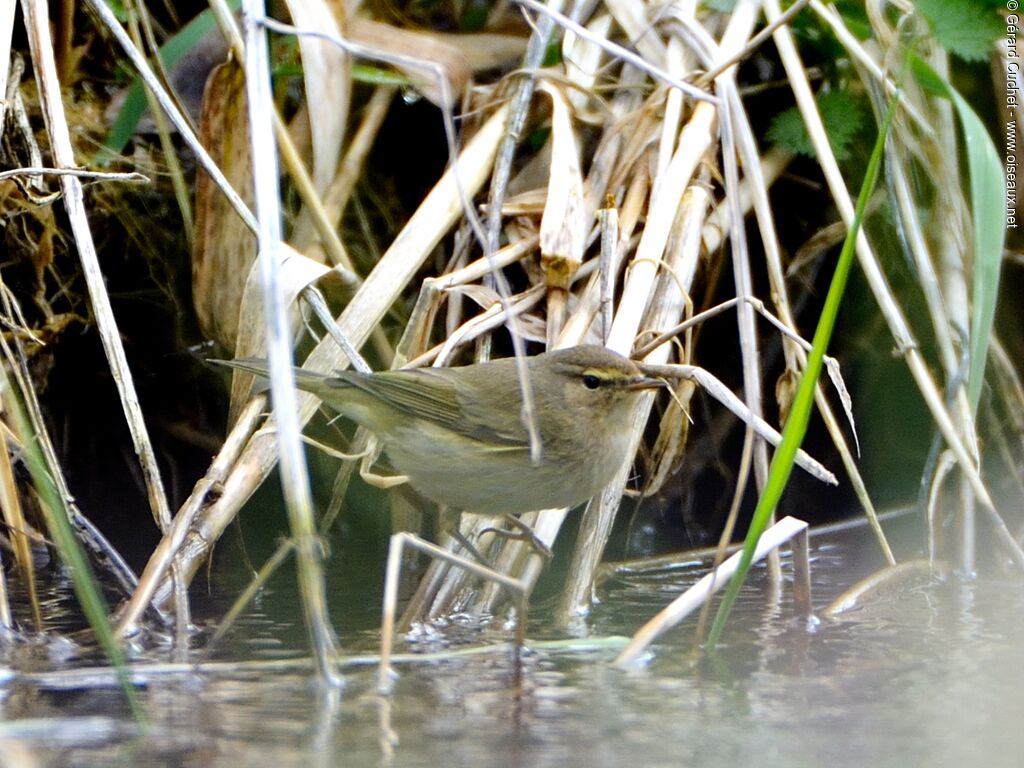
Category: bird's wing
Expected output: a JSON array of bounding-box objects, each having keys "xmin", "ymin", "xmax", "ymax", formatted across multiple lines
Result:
[
  {"xmin": 337, "ymin": 368, "xmax": 527, "ymax": 450},
  {"xmin": 329, "ymin": 368, "xmax": 456, "ymax": 422}
]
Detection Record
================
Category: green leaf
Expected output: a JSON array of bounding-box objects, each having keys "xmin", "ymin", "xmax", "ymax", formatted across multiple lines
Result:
[
  {"xmin": 767, "ymin": 90, "xmax": 867, "ymax": 161},
  {"xmin": 767, "ymin": 105, "xmax": 814, "ymax": 156},
  {"xmin": 542, "ymin": 40, "xmax": 563, "ymax": 67},
  {"xmin": 911, "ymin": 55, "xmax": 1006, "ymax": 412},
  {"xmin": 98, "ymin": 1, "xmax": 241, "ymax": 163},
  {"xmin": 915, "ymin": 0, "xmax": 1003, "ymax": 61}
]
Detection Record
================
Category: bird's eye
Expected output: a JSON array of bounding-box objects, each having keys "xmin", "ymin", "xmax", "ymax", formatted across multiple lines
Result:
[{"xmin": 582, "ymin": 373, "xmax": 601, "ymax": 390}]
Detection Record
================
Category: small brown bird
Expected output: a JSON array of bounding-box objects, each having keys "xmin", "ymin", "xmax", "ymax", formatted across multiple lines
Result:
[{"xmin": 217, "ymin": 346, "xmax": 662, "ymax": 517}]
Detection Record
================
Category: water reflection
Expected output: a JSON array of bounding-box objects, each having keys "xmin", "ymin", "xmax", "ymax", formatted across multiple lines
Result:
[{"xmin": 2, "ymin": 517, "xmax": 1023, "ymax": 767}]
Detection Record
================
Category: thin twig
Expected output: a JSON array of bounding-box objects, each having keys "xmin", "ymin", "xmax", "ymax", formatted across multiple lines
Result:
[{"xmin": 0, "ymin": 167, "xmax": 148, "ymax": 182}]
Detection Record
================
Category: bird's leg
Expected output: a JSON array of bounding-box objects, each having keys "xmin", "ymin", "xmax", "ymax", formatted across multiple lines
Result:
[
  {"xmin": 439, "ymin": 507, "xmax": 495, "ymax": 569},
  {"xmin": 479, "ymin": 514, "xmax": 554, "ymax": 561},
  {"xmin": 357, "ymin": 442, "xmax": 410, "ymax": 490}
]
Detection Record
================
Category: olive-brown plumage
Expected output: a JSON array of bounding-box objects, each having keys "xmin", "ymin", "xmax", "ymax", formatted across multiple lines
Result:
[{"xmin": 218, "ymin": 346, "xmax": 661, "ymax": 515}]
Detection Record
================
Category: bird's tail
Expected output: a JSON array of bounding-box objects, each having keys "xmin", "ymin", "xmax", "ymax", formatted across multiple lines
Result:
[
  {"xmin": 210, "ymin": 357, "xmax": 338, "ymax": 395},
  {"xmin": 210, "ymin": 357, "xmax": 270, "ymax": 379}
]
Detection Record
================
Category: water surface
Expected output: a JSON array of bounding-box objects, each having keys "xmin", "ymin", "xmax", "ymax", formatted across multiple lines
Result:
[{"xmin": 2, "ymin": 512, "xmax": 1022, "ymax": 767}]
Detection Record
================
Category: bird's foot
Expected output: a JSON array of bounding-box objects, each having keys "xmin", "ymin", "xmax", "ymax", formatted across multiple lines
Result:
[{"xmin": 479, "ymin": 515, "xmax": 553, "ymax": 561}]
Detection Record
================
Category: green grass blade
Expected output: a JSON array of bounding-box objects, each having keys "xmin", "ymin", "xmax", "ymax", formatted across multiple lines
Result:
[
  {"xmin": 0, "ymin": 368, "xmax": 146, "ymax": 724},
  {"xmin": 705, "ymin": 90, "xmax": 900, "ymax": 651},
  {"xmin": 97, "ymin": 1, "xmax": 240, "ymax": 162},
  {"xmin": 909, "ymin": 56, "xmax": 1006, "ymax": 413}
]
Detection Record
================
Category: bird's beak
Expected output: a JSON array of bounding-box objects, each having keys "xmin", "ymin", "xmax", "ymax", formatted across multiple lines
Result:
[{"xmin": 627, "ymin": 375, "xmax": 665, "ymax": 391}]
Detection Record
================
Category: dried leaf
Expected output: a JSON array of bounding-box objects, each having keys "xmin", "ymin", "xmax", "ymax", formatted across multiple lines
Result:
[
  {"xmin": 824, "ymin": 355, "xmax": 859, "ymax": 456},
  {"xmin": 349, "ymin": 18, "xmax": 469, "ymax": 108},
  {"xmin": 228, "ymin": 243, "xmax": 340, "ymax": 422},
  {"xmin": 192, "ymin": 60, "xmax": 254, "ymax": 350}
]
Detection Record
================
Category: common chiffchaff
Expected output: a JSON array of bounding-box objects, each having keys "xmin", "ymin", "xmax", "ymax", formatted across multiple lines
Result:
[{"xmin": 218, "ymin": 346, "xmax": 662, "ymax": 516}]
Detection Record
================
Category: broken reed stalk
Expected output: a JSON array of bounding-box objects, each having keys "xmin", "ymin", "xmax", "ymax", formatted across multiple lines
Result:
[{"xmin": 613, "ymin": 516, "xmax": 811, "ymax": 667}]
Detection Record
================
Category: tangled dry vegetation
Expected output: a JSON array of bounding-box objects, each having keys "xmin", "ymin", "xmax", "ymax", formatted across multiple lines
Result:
[{"xmin": 0, "ymin": 0, "xmax": 1020, "ymax": 679}]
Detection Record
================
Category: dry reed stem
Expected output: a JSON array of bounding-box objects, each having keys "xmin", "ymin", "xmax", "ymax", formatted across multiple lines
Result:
[
  {"xmin": 715, "ymin": 0, "xmax": 770, "ymax": 482},
  {"xmin": 700, "ymin": 3, "xmax": 780, "ymax": 592},
  {"xmin": 719, "ymin": 86, "xmax": 894, "ymax": 560},
  {"xmin": 283, "ymin": 0, "xmax": 350, "ymax": 194},
  {"xmin": 22, "ymin": 0, "xmax": 185, "ymax": 631},
  {"xmin": 614, "ymin": 516, "xmax": 810, "ymax": 666},
  {"xmin": 291, "ymin": 84, "xmax": 397, "ymax": 254},
  {"xmin": 117, "ymin": 398, "xmax": 266, "ymax": 634},
  {"xmin": 242, "ymin": 0, "xmax": 339, "ymax": 682},
  {"xmin": 865, "ymin": 5, "xmax": 981, "ymax": 570},
  {"xmin": 24, "ymin": 0, "xmax": 172, "ymax": 530},
  {"xmin": 643, "ymin": 364, "xmax": 837, "ymax": 483}
]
